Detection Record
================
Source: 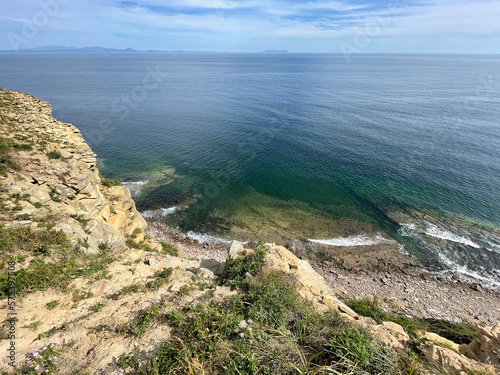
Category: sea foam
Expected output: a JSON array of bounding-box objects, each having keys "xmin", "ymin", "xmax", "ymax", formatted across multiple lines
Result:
[
  {"xmin": 308, "ymin": 233, "xmax": 395, "ymax": 247},
  {"xmin": 424, "ymin": 224, "xmax": 480, "ymax": 248}
]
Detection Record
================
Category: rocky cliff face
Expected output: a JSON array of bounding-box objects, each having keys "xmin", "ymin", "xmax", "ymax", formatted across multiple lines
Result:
[{"xmin": 0, "ymin": 89, "xmax": 147, "ymax": 252}]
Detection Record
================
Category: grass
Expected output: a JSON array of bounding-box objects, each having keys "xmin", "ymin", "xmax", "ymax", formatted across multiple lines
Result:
[
  {"xmin": 92, "ymin": 301, "xmax": 106, "ymax": 313},
  {"xmin": 145, "ymin": 267, "xmax": 173, "ymax": 291},
  {"xmin": 45, "ymin": 300, "xmax": 59, "ymax": 310},
  {"xmin": 49, "ymin": 187, "xmax": 62, "ymax": 202},
  {"xmin": 46, "ymin": 150, "xmax": 62, "ymax": 160},
  {"xmin": 0, "ymin": 155, "xmax": 21, "ymax": 176},
  {"xmin": 117, "ymin": 353, "xmax": 141, "ymax": 371},
  {"xmin": 0, "ymin": 224, "xmax": 72, "ymax": 255},
  {"xmin": 160, "ymin": 241, "xmax": 178, "ymax": 256},
  {"xmin": 224, "ymin": 245, "xmax": 267, "ymax": 288},
  {"xmin": 99, "ymin": 173, "xmax": 122, "ymax": 187},
  {"xmin": 70, "ymin": 214, "xmax": 90, "ymax": 227},
  {"xmin": 37, "ymin": 324, "xmax": 67, "ymax": 340},
  {"xmin": 22, "ymin": 321, "xmax": 42, "ymax": 331},
  {"xmin": 137, "ymin": 268, "xmax": 413, "ymax": 375},
  {"xmin": 0, "ymin": 226, "xmax": 114, "ymax": 299},
  {"xmin": 117, "ymin": 302, "xmax": 161, "ymax": 338},
  {"xmin": 110, "ymin": 283, "xmax": 143, "ymax": 300},
  {"xmin": 17, "ymin": 343, "xmax": 59, "ymax": 374},
  {"xmin": 346, "ymin": 298, "xmax": 478, "ymax": 345}
]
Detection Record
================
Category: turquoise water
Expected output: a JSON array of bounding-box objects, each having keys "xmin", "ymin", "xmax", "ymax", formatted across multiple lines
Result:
[{"xmin": 1, "ymin": 53, "xmax": 499, "ymax": 285}]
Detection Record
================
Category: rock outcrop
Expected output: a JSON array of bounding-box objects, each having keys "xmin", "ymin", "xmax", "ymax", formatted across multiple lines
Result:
[{"xmin": 0, "ymin": 89, "xmax": 147, "ymax": 252}]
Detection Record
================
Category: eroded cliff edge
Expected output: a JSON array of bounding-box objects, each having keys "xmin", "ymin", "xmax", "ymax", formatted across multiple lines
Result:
[
  {"xmin": 0, "ymin": 89, "xmax": 149, "ymax": 253},
  {"xmin": 1, "ymin": 88, "xmax": 499, "ymax": 375}
]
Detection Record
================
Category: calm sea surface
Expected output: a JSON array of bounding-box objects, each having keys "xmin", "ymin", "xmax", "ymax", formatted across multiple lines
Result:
[{"xmin": 1, "ymin": 53, "xmax": 499, "ymax": 285}]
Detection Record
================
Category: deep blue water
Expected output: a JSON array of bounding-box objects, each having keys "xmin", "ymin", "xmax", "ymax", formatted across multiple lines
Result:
[{"xmin": 1, "ymin": 52, "xmax": 500, "ymax": 285}]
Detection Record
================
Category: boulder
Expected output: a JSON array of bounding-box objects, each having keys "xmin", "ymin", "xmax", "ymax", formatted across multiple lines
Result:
[
  {"xmin": 262, "ymin": 243, "xmax": 357, "ymax": 317},
  {"xmin": 422, "ymin": 344, "xmax": 494, "ymax": 374}
]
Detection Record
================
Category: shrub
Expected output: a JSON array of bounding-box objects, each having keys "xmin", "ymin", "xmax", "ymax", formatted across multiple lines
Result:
[
  {"xmin": 234, "ymin": 270, "xmax": 300, "ymax": 328},
  {"xmin": 99, "ymin": 173, "xmax": 122, "ymax": 187},
  {"xmin": 34, "ymin": 202, "xmax": 43, "ymax": 209},
  {"xmin": 45, "ymin": 300, "xmax": 59, "ymax": 310},
  {"xmin": 12, "ymin": 143, "xmax": 32, "ymax": 151},
  {"xmin": 18, "ymin": 343, "xmax": 59, "ymax": 374},
  {"xmin": 46, "ymin": 150, "xmax": 62, "ymax": 159},
  {"xmin": 22, "ymin": 321, "xmax": 42, "ymax": 331},
  {"xmin": 98, "ymin": 242, "xmax": 111, "ymax": 251},
  {"xmin": 146, "ymin": 268, "xmax": 173, "ymax": 291},
  {"xmin": 117, "ymin": 352, "xmax": 140, "ymax": 371},
  {"xmin": 160, "ymin": 241, "xmax": 178, "ymax": 256},
  {"xmin": 225, "ymin": 245, "xmax": 267, "ymax": 288},
  {"xmin": 110, "ymin": 283, "xmax": 143, "ymax": 300},
  {"xmin": 118, "ymin": 303, "xmax": 161, "ymax": 338},
  {"xmin": 0, "ymin": 155, "xmax": 21, "ymax": 176}
]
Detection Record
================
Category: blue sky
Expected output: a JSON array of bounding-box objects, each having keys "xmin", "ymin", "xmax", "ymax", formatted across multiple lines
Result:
[{"xmin": 1, "ymin": 0, "xmax": 499, "ymax": 52}]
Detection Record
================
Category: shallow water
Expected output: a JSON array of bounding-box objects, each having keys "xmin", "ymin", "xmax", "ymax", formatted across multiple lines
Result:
[{"xmin": 1, "ymin": 52, "xmax": 499, "ymax": 285}]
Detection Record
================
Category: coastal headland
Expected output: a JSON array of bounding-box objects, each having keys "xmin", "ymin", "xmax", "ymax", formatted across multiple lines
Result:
[{"xmin": 0, "ymin": 88, "xmax": 499, "ymax": 374}]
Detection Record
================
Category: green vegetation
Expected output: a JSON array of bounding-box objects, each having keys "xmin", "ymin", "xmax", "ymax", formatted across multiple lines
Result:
[
  {"xmin": 117, "ymin": 352, "xmax": 141, "ymax": 371},
  {"xmin": 37, "ymin": 324, "xmax": 67, "ymax": 340},
  {"xmin": 49, "ymin": 187, "xmax": 61, "ymax": 202},
  {"xmin": 34, "ymin": 202, "xmax": 43, "ymax": 209},
  {"xmin": 22, "ymin": 321, "xmax": 42, "ymax": 331},
  {"xmin": 92, "ymin": 301, "xmax": 106, "ymax": 313},
  {"xmin": 135, "ymin": 268, "xmax": 415, "ymax": 375},
  {"xmin": 146, "ymin": 267, "xmax": 173, "ymax": 291},
  {"xmin": 0, "ymin": 226, "xmax": 114, "ymax": 298},
  {"xmin": 45, "ymin": 300, "xmax": 60, "ymax": 310},
  {"xmin": 18, "ymin": 343, "xmax": 59, "ymax": 374},
  {"xmin": 46, "ymin": 150, "xmax": 62, "ymax": 160},
  {"xmin": 12, "ymin": 142, "xmax": 33, "ymax": 151},
  {"xmin": 70, "ymin": 214, "xmax": 90, "ymax": 227},
  {"xmin": 346, "ymin": 298, "xmax": 478, "ymax": 345},
  {"xmin": 224, "ymin": 245, "xmax": 267, "ymax": 288},
  {"xmin": 0, "ymin": 224, "xmax": 71, "ymax": 255},
  {"xmin": 110, "ymin": 283, "xmax": 143, "ymax": 300},
  {"xmin": 117, "ymin": 302, "xmax": 161, "ymax": 338},
  {"xmin": 0, "ymin": 155, "xmax": 21, "ymax": 176},
  {"xmin": 160, "ymin": 241, "xmax": 178, "ymax": 256},
  {"xmin": 99, "ymin": 173, "xmax": 122, "ymax": 187}
]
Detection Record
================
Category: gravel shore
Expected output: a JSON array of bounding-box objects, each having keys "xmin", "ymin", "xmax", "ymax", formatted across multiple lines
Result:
[{"xmin": 145, "ymin": 219, "xmax": 500, "ymax": 325}]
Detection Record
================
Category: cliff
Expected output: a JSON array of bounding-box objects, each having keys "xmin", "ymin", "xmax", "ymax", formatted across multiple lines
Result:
[
  {"xmin": 0, "ymin": 88, "xmax": 498, "ymax": 375},
  {"xmin": 0, "ymin": 89, "xmax": 148, "ymax": 253}
]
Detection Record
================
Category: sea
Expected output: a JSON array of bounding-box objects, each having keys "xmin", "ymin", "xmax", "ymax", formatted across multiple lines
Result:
[{"xmin": 1, "ymin": 52, "xmax": 499, "ymax": 287}]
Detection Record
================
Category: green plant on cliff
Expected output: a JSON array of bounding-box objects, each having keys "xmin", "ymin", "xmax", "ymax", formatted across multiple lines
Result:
[
  {"xmin": 0, "ymin": 226, "xmax": 114, "ymax": 298},
  {"xmin": 98, "ymin": 172, "xmax": 122, "ymax": 187},
  {"xmin": 224, "ymin": 245, "xmax": 267, "ymax": 288},
  {"xmin": 346, "ymin": 298, "xmax": 478, "ymax": 345},
  {"xmin": 160, "ymin": 241, "xmax": 178, "ymax": 256},
  {"xmin": 46, "ymin": 150, "xmax": 62, "ymax": 159},
  {"xmin": 138, "ymin": 269, "xmax": 410, "ymax": 375}
]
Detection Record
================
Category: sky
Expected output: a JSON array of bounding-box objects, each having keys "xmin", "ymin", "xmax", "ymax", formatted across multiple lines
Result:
[{"xmin": 1, "ymin": 0, "xmax": 499, "ymax": 53}]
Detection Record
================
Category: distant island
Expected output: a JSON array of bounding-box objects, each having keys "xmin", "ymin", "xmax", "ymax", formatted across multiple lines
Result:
[{"xmin": 263, "ymin": 50, "xmax": 288, "ymax": 53}]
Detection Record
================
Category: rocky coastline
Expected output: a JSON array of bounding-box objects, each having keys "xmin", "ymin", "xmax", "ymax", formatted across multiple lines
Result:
[{"xmin": 1, "ymin": 88, "xmax": 499, "ymax": 374}]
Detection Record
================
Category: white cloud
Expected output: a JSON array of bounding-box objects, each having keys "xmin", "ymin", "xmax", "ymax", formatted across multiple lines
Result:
[{"xmin": 0, "ymin": 0, "xmax": 499, "ymax": 52}]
